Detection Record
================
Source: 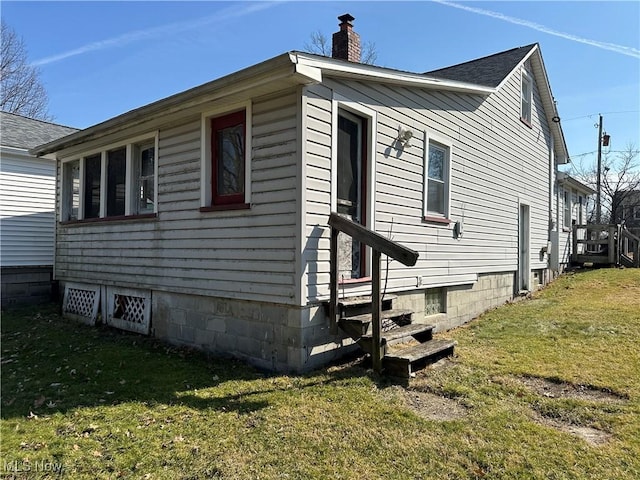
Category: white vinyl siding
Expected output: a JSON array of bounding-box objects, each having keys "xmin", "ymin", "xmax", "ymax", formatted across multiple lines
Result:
[
  {"xmin": 0, "ymin": 153, "xmax": 56, "ymax": 266},
  {"xmin": 55, "ymin": 91, "xmax": 299, "ymax": 304},
  {"xmin": 302, "ymin": 63, "xmax": 552, "ymax": 302}
]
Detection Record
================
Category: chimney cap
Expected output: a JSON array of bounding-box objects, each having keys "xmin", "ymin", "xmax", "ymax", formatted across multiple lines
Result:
[{"xmin": 338, "ymin": 13, "xmax": 355, "ymax": 24}]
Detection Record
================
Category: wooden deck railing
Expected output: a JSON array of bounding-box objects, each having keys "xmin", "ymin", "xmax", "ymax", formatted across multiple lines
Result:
[
  {"xmin": 572, "ymin": 224, "xmax": 617, "ymax": 265},
  {"xmin": 328, "ymin": 212, "xmax": 419, "ymax": 373},
  {"xmin": 619, "ymin": 227, "xmax": 640, "ymax": 268},
  {"xmin": 571, "ymin": 223, "xmax": 640, "ymax": 267}
]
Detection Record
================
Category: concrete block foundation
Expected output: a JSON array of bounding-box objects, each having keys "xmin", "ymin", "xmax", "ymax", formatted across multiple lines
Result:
[
  {"xmin": 58, "ymin": 269, "xmax": 548, "ymax": 373},
  {"xmin": 1, "ymin": 266, "xmax": 53, "ymax": 309}
]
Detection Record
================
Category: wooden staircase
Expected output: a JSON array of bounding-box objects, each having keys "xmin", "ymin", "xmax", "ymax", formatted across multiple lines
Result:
[
  {"xmin": 332, "ymin": 295, "xmax": 455, "ymax": 378},
  {"xmin": 327, "ymin": 213, "xmax": 455, "ymax": 378}
]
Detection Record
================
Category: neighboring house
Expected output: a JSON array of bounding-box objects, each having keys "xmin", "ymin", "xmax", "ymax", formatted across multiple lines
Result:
[
  {"xmin": 612, "ymin": 189, "xmax": 640, "ymax": 234},
  {"xmin": 32, "ymin": 16, "xmax": 571, "ymax": 372},
  {"xmin": 554, "ymin": 172, "xmax": 595, "ymax": 271},
  {"xmin": 0, "ymin": 112, "xmax": 78, "ymax": 308}
]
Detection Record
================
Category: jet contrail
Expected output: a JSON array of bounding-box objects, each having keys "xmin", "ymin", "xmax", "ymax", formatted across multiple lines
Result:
[
  {"xmin": 433, "ymin": 0, "xmax": 640, "ymax": 59},
  {"xmin": 31, "ymin": 2, "xmax": 281, "ymax": 67}
]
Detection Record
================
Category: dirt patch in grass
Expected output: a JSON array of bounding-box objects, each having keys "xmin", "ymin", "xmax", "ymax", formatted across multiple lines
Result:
[
  {"xmin": 381, "ymin": 385, "xmax": 467, "ymax": 421},
  {"xmin": 533, "ymin": 413, "xmax": 613, "ymax": 446},
  {"xmin": 518, "ymin": 376, "xmax": 628, "ymax": 403}
]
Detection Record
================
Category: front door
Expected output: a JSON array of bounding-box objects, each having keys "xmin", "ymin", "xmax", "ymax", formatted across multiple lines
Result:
[{"xmin": 337, "ymin": 110, "xmax": 366, "ymax": 280}]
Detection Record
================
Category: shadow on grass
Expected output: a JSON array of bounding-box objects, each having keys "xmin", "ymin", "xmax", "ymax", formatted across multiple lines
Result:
[{"xmin": 1, "ymin": 304, "xmax": 385, "ymax": 421}]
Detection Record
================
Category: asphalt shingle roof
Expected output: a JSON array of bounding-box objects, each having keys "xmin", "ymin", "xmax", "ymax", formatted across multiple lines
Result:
[
  {"xmin": 425, "ymin": 44, "xmax": 537, "ymax": 88},
  {"xmin": 0, "ymin": 111, "xmax": 78, "ymax": 150}
]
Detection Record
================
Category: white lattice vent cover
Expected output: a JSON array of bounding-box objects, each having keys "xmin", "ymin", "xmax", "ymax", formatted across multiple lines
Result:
[
  {"xmin": 106, "ymin": 287, "xmax": 151, "ymax": 335},
  {"xmin": 62, "ymin": 283, "xmax": 101, "ymax": 325}
]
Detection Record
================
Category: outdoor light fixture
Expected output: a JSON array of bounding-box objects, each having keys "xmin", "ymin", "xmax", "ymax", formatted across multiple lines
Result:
[
  {"xmin": 602, "ymin": 133, "xmax": 610, "ymax": 146},
  {"xmin": 397, "ymin": 125, "xmax": 413, "ymax": 148},
  {"xmin": 551, "ymin": 116, "xmax": 561, "ymax": 123}
]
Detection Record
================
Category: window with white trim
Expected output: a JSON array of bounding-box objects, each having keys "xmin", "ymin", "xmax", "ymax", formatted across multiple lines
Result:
[
  {"xmin": 63, "ymin": 160, "xmax": 80, "ymax": 221},
  {"xmin": 133, "ymin": 142, "xmax": 156, "ymax": 215},
  {"xmin": 61, "ymin": 133, "xmax": 157, "ymax": 222},
  {"xmin": 423, "ymin": 134, "xmax": 451, "ymax": 221},
  {"xmin": 521, "ymin": 70, "xmax": 532, "ymax": 125}
]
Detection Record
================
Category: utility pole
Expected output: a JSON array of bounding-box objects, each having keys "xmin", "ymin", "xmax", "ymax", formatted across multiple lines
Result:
[{"xmin": 596, "ymin": 114, "xmax": 603, "ymax": 224}]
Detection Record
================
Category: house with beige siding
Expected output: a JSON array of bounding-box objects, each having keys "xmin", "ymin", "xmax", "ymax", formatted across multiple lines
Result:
[{"xmin": 33, "ymin": 16, "xmax": 572, "ymax": 373}]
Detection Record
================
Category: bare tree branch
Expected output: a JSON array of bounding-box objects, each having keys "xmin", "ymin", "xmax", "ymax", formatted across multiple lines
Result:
[
  {"xmin": 1, "ymin": 20, "xmax": 51, "ymax": 120},
  {"xmin": 304, "ymin": 30, "xmax": 378, "ymax": 65},
  {"xmin": 304, "ymin": 31, "xmax": 331, "ymax": 57},
  {"xmin": 570, "ymin": 143, "xmax": 640, "ymax": 223}
]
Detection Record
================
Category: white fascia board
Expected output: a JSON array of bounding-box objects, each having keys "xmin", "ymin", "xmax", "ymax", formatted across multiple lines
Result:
[{"xmin": 292, "ymin": 53, "xmax": 495, "ymax": 95}]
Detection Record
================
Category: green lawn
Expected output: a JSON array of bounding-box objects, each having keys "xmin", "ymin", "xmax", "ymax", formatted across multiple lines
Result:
[{"xmin": 1, "ymin": 269, "xmax": 639, "ymax": 479}]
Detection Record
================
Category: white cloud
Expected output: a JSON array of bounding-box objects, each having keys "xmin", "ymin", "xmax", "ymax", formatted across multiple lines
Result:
[
  {"xmin": 434, "ymin": 0, "xmax": 640, "ymax": 59},
  {"xmin": 31, "ymin": 2, "xmax": 281, "ymax": 67}
]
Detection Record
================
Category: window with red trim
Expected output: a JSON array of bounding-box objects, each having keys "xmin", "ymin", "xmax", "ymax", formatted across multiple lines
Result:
[{"xmin": 211, "ymin": 110, "xmax": 246, "ymax": 205}]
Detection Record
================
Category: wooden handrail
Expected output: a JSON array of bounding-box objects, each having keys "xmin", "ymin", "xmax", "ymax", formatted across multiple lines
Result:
[
  {"xmin": 328, "ymin": 212, "xmax": 420, "ymax": 374},
  {"xmin": 328, "ymin": 213, "xmax": 419, "ymax": 267}
]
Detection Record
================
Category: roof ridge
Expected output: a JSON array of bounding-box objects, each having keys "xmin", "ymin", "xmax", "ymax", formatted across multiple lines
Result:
[{"xmin": 425, "ymin": 43, "xmax": 538, "ymax": 75}]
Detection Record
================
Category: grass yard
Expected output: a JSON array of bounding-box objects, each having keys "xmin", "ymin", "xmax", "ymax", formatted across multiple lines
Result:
[{"xmin": 1, "ymin": 268, "xmax": 639, "ymax": 479}]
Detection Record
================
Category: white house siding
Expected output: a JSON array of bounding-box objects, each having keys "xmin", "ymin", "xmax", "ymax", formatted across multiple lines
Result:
[
  {"xmin": 556, "ymin": 183, "xmax": 590, "ymax": 271},
  {"xmin": 1, "ymin": 150, "xmax": 57, "ymax": 307},
  {"xmin": 302, "ymin": 67, "xmax": 553, "ymax": 305},
  {"xmin": 55, "ymin": 90, "xmax": 300, "ymax": 305},
  {"xmin": 0, "ymin": 152, "xmax": 56, "ymax": 267}
]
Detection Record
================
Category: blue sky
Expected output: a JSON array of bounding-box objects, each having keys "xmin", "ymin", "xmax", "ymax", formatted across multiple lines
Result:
[{"xmin": 3, "ymin": 1, "xmax": 639, "ymax": 169}]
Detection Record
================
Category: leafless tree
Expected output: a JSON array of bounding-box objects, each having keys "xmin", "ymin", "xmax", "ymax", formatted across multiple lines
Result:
[
  {"xmin": 1, "ymin": 21, "xmax": 51, "ymax": 120},
  {"xmin": 304, "ymin": 30, "xmax": 378, "ymax": 65},
  {"xmin": 571, "ymin": 143, "xmax": 640, "ymax": 224}
]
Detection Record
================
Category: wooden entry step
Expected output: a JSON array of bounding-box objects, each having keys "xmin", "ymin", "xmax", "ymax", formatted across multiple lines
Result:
[{"xmin": 383, "ymin": 339, "xmax": 456, "ymax": 378}]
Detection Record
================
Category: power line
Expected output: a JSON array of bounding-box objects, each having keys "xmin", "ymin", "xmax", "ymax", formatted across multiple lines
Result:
[
  {"xmin": 562, "ymin": 110, "xmax": 640, "ymax": 122},
  {"xmin": 572, "ymin": 150, "xmax": 634, "ymax": 158}
]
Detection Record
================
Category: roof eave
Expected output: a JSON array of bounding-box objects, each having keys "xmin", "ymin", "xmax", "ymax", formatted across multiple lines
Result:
[{"xmin": 32, "ymin": 52, "xmax": 321, "ymax": 156}]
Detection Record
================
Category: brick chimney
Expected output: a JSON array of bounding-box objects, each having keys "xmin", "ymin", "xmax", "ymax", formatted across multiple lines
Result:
[{"xmin": 332, "ymin": 14, "xmax": 361, "ymax": 63}]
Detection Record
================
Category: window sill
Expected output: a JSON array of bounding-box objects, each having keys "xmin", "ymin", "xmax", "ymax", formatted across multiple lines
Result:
[
  {"xmin": 520, "ymin": 117, "xmax": 533, "ymax": 129},
  {"xmin": 200, "ymin": 203, "xmax": 251, "ymax": 213},
  {"xmin": 339, "ymin": 276, "xmax": 371, "ymax": 285},
  {"xmin": 60, "ymin": 213, "xmax": 157, "ymax": 226},
  {"xmin": 423, "ymin": 216, "xmax": 452, "ymax": 225}
]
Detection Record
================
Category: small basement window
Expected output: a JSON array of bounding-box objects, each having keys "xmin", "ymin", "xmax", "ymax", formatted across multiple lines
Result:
[{"xmin": 425, "ymin": 287, "xmax": 446, "ymax": 315}]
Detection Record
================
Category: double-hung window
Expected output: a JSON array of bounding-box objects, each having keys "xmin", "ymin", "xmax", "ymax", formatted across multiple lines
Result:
[
  {"xmin": 134, "ymin": 143, "xmax": 156, "ymax": 215},
  {"xmin": 61, "ymin": 133, "xmax": 157, "ymax": 222},
  {"xmin": 423, "ymin": 133, "xmax": 452, "ymax": 222},
  {"xmin": 521, "ymin": 70, "xmax": 533, "ymax": 126}
]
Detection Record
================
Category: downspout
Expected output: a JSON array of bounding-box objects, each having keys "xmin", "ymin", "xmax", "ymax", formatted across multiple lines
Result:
[{"xmin": 548, "ymin": 134, "xmax": 556, "ymax": 280}]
